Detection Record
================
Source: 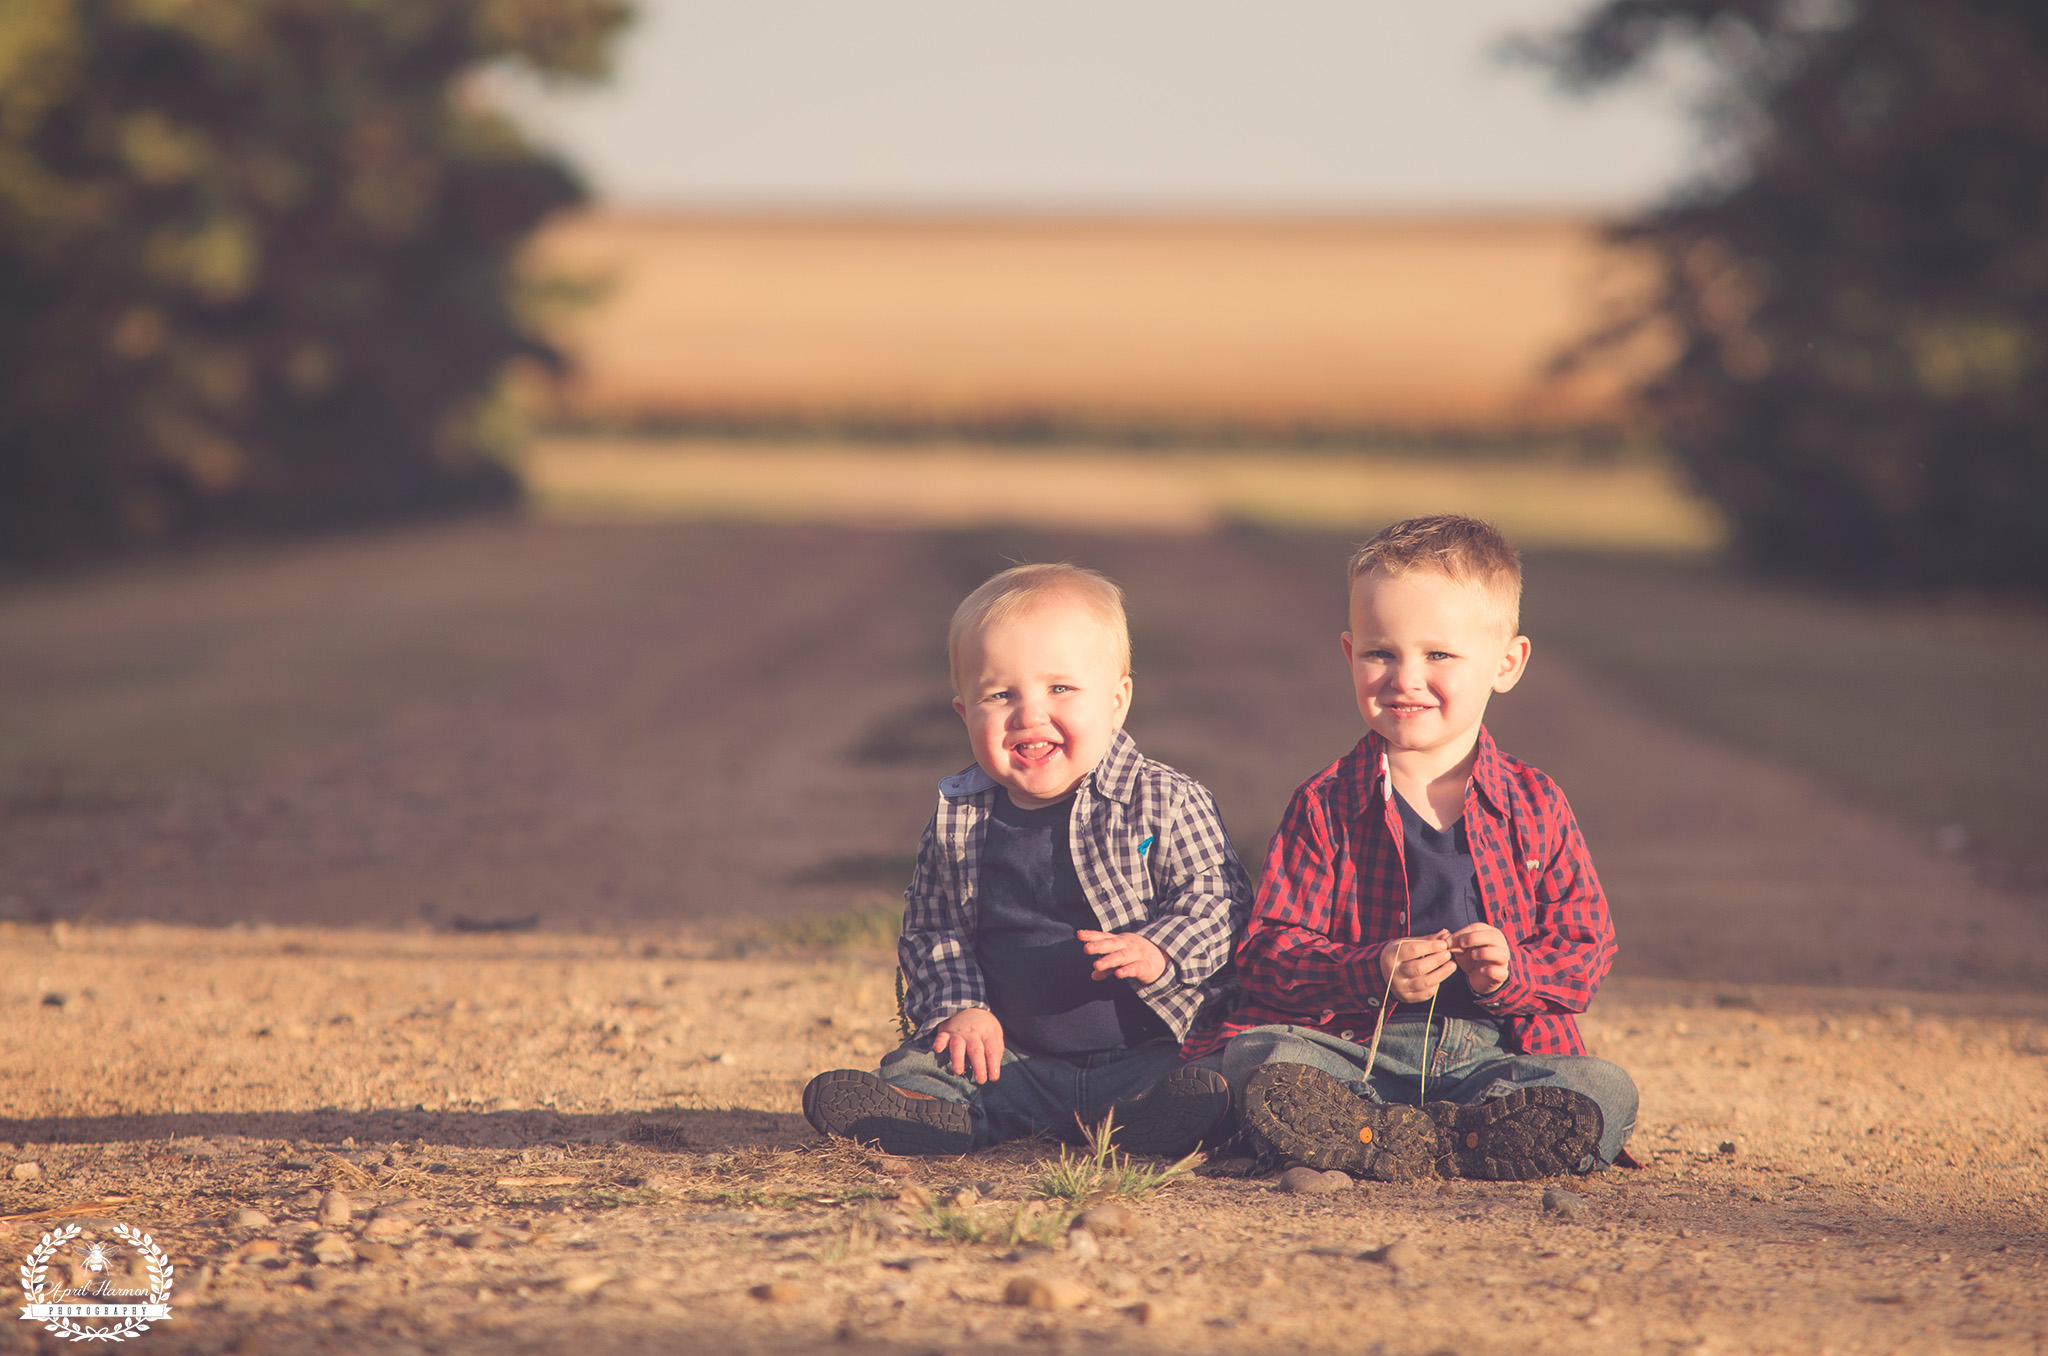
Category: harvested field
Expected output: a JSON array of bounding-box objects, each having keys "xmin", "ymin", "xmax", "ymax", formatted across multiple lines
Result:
[
  {"xmin": 528, "ymin": 215, "xmax": 1661, "ymax": 432},
  {"xmin": 2, "ymin": 506, "xmax": 2045, "ymax": 1354}
]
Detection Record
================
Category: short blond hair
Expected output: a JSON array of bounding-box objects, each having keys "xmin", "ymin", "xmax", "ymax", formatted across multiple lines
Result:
[
  {"xmin": 1347, "ymin": 514, "xmax": 1523, "ymax": 636},
  {"xmin": 947, "ymin": 563, "xmax": 1131, "ymax": 694}
]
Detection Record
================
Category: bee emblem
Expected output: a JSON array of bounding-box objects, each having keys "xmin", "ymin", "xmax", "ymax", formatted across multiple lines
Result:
[{"xmin": 79, "ymin": 1241, "xmax": 113, "ymax": 1272}]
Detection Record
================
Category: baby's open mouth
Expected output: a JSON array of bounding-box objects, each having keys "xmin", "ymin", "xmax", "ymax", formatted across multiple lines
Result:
[{"xmin": 1010, "ymin": 739, "xmax": 1062, "ymax": 761}]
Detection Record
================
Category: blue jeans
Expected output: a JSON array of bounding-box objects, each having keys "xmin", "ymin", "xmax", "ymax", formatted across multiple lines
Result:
[
  {"xmin": 1220, "ymin": 1021, "xmax": 1638, "ymax": 1170},
  {"xmin": 877, "ymin": 1039, "xmax": 1186, "ymax": 1149}
]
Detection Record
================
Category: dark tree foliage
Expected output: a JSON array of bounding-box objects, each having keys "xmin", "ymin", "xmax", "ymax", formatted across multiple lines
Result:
[
  {"xmin": 1534, "ymin": 0, "xmax": 2048, "ymax": 589},
  {"xmin": 0, "ymin": 0, "xmax": 628, "ymax": 566}
]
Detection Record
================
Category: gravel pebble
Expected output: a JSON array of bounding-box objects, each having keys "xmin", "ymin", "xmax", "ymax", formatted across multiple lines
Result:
[
  {"xmin": 353, "ymin": 1242, "xmax": 400, "ymax": 1267},
  {"xmin": 308, "ymin": 1232, "xmax": 356, "ymax": 1266},
  {"xmin": 359, "ymin": 1211, "xmax": 416, "ymax": 1240},
  {"xmin": 316, "ymin": 1190, "xmax": 352, "ymax": 1227},
  {"xmin": 1278, "ymin": 1165, "xmax": 1343, "ymax": 1194},
  {"xmin": 1064, "ymin": 1228, "xmax": 1101, "ymax": 1262},
  {"xmin": 8, "ymin": 1161, "xmax": 42, "ymax": 1182},
  {"xmin": 232, "ymin": 1209, "xmax": 271, "ymax": 1230},
  {"xmin": 749, "ymin": 1281, "xmax": 804, "ymax": 1303},
  {"xmin": 1076, "ymin": 1202, "xmax": 1140, "ymax": 1237},
  {"xmin": 1541, "ymin": 1186, "xmax": 1591, "ymax": 1222},
  {"xmin": 1005, "ymin": 1275, "xmax": 1086, "ymax": 1310}
]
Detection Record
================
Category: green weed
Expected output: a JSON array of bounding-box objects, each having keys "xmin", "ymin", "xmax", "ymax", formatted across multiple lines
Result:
[{"xmin": 1035, "ymin": 1111, "xmax": 1199, "ymax": 1206}]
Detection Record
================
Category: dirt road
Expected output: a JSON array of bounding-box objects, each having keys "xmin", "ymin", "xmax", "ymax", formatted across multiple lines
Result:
[{"xmin": 2, "ymin": 518, "xmax": 2045, "ymax": 1354}]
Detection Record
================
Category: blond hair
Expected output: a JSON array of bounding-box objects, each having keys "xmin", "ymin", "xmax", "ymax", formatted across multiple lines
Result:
[
  {"xmin": 947, "ymin": 563, "xmax": 1131, "ymax": 694},
  {"xmin": 1347, "ymin": 514, "xmax": 1523, "ymax": 635}
]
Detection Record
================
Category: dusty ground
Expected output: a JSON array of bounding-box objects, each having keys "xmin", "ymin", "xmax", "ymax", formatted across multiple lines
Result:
[{"xmin": 3, "ymin": 516, "xmax": 2046, "ymax": 1354}]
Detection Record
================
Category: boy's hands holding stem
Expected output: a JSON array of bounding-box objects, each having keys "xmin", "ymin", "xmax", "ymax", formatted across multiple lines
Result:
[{"xmin": 1377, "ymin": 924, "xmax": 1512, "ymax": 1003}]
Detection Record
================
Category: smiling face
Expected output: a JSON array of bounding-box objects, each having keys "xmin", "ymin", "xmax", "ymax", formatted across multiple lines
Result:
[
  {"xmin": 952, "ymin": 595, "xmax": 1133, "ymax": 808},
  {"xmin": 1342, "ymin": 568, "xmax": 1530, "ymax": 773}
]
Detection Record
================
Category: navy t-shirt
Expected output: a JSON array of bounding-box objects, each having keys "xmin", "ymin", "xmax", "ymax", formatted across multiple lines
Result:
[
  {"xmin": 973, "ymin": 791, "xmax": 1170, "ymax": 1056},
  {"xmin": 1389, "ymin": 790, "xmax": 1499, "ymax": 1028}
]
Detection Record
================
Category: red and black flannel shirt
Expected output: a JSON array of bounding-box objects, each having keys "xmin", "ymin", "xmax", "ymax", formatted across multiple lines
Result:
[{"xmin": 1183, "ymin": 727, "xmax": 1613, "ymax": 1059}]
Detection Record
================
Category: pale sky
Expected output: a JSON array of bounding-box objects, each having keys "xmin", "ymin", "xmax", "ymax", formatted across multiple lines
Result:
[{"xmin": 501, "ymin": 0, "xmax": 1702, "ymax": 213}]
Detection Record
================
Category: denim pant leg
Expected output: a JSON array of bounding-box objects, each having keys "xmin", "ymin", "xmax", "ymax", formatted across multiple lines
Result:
[
  {"xmin": 1217, "ymin": 1024, "xmax": 1376, "ymax": 1102},
  {"xmin": 878, "ymin": 1041, "xmax": 1181, "ymax": 1149},
  {"xmin": 1071, "ymin": 1041, "xmax": 1189, "ymax": 1131}
]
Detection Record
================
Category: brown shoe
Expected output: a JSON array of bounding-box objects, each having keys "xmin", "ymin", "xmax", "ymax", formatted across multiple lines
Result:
[
  {"xmin": 802, "ymin": 1069, "xmax": 973, "ymax": 1155},
  {"xmin": 1241, "ymin": 1064, "xmax": 1440, "ymax": 1180},
  {"xmin": 1105, "ymin": 1065, "xmax": 1231, "ymax": 1158}
]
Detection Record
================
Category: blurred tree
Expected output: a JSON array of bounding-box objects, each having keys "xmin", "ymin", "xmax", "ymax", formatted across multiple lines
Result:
[
  {"xmin": 0, "ymin": 0, "xmax": 628, "ymax": 565},
  {"xmin": 1531, "ymin": 0, "xmax": 2048, "ymax": 589}
]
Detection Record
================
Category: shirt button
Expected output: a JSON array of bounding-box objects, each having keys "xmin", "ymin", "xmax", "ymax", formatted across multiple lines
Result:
[
  {"xmin": 1367, "ymin": 996, "xmax": 1382, "ymax": 1008},
  {"xmin": 1338, "ymin": 1029, "xmax": 1354, "ymax": 1041}
]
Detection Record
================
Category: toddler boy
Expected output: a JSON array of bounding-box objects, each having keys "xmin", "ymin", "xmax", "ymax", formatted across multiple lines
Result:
[
  {"xmin": 1185, "ymin": 515, "xmax": 1637, "ymax": 1179},
  {"xmin": 805, "ymin": 563, "xmax": 1251, "ymax": 1156}
]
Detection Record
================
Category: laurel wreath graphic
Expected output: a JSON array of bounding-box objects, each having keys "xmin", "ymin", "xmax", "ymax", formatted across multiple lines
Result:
[{"xmin": 17, "ymin": 1222, "xmax": 174, "ymax": 1343}]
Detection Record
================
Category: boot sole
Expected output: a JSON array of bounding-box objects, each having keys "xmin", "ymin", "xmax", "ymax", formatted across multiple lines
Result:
[
  {"xmin": 1106, "ymin": 1065, "xmax": 1231, "ymax": 1157},
  {"xmin": 1241, "ymin": 1063, "xmax": 1439, "ymax": 1180},
  {"xmin": 1436, "ymin": 1086, "xmax": 1603, "ymax": 1180},
  {"xmin": 802, "ymin": 1069, "xmax": 973, "ymax": 1156}
]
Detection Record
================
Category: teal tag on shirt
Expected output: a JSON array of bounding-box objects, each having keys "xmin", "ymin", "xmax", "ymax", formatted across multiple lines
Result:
[{"xmin": 1138, "ymin": 835, "xmax": 1155, "ymax": 857}]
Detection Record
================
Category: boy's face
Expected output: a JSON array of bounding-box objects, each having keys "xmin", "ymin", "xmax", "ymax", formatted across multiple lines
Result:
[
  {"xmin": 1341, "ymin": 568, "xmax": 1529, "ymax": 763},
  {"xmin": 953, "ymin": 597, "xmax": 1132, "ymax": 809}
]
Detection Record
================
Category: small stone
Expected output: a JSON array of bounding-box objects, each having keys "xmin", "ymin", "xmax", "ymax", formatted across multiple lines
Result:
[
  {"xmin": 1065, "ymin": 1228, "xmax": 1101, "ymax": 1262},
  {"xmin": 1322, "ymin": 1170, "xmax": 1353, "ymax": 1189},
  {"xmin": 40, "ymin": 993, "xmax": 66, "ymax": 1009},
  {"xmin": 359, "ymin": 1211, "xmax": 416, "ymax": 1240},
  {"xmin": 171, "ymin": 1265, "xmax": 214, "ymax": 1303},
  {"xmin": 559, "ymin": 1271, "xmax": 611, "ymax": 1297},
  {"xmin": 1364, "ymin": 1239, "xmax": 1420, "ymax": 1272},
  {"xmin": 289, "ymin": 1188, "xmax": 323, "ymax": 1209},
  {"xmin": 750, "ymin": 1281, "xmax": 804, "ymax": 1303},
  {"xmin": 1570, "ymin": 1274, "xmax": 1601, "ymax": 1293},
  {"xmin": 309, "ymin": 1232, "xmax": 356, "ymax": 1266},
  {"xmin": 8, "ymin": 1161, "xmax": 42, "ymax": 1182},
  {"xmin": 1005, "ymin": 1275, "xmax": 1086, "ymax": 1310},
  {"xmin": 1677, "ymin": 1227, "xmax": 1693, "ymax": 1239},
  {"xmin": 1278, "ymin": 1165, "xmax": 1341, "ymax": 1194},
  {"xmin": 1541, "ymin": 1187, "xmax": 1590, "ymax": 1222},
  {"xmin": 895, "ymin": 1182, "xmax": 932, "ymax": 1211},
  {"xmin": 232, "ymin": 1209, "xmax": 271, "ymax": 1230},
  {"xmin": 944, "ymin": 1185, "xmax": 980, "ymax": 1208},
  {"xmin": 353, "ymin": 1242, "xmax": 400, "ymax": 1267},
  {"xmin": 236, "ymin": 1238, "xmax": 288, "ymax": 1266},
  {"xmin": 1719, "ymin": 1142, "xmax": 1737, "ymax": 1156},
  {"xmin": 455, "ymin": 1227, "xmax": 511, "ymax": 1249},
  {"xmin": 316, "ymin": 1190, "xmax": 352, "ymax": 1227},
  {"xmin": 709, "ymin": 1051, "xmax": 735, "ymax": 1065},
  {"xmin": 1129, "ymin": 1298, "xmax": 1170, "ymax": 1324},
  {"xmin": 1076, "ymin": 1202, "xmax": 1140, "ymax": 1237}
]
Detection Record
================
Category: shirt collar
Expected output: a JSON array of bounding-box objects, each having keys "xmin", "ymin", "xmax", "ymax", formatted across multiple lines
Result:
[
  {"xmin": 936, "ymin": 727, "xmax": 1143, "ymax": 804},
  {"xmin": 1360, "ymin": 726, "xmax": 1506, "ymax": 819}
]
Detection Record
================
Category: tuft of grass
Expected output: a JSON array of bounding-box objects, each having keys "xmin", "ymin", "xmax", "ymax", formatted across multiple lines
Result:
[{"xmin": 1035, "ymin": 1111, "xmax": 1200, "ymax": 1207}]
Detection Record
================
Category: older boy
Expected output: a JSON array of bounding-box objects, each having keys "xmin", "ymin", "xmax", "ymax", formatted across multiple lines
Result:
[
  {"xmin": 1186, "ymin": 515, "xmax": 1637, "ymax": 1180},
  {"xmin": 804, "ymin": 563, "xmax": 1250, "ymax": 1156}
]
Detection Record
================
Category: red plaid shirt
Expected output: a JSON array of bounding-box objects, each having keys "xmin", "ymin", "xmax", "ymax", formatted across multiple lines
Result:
[{"xmin": 1183, "ymin": 727, "xmax": 1614, "ymax": 1059}]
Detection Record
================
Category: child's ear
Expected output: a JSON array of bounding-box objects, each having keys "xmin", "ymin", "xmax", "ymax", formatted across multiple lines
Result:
[
  {"xmin": 1492, "ymin": 635, "xmax": 1532, "ymax": 694},
  {"xmin": 1110, "ymin": 673, "xmax": 1133, "ymax": 729},
  {"xmin": 952, "ymin": 695, "xmax": 968, "ymax": 720}
]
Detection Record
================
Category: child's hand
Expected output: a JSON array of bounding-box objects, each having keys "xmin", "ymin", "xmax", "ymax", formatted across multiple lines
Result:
[
  {"xmin": 1449, "ymin": 922, "xmax": 1511, "ymax": 996},
  {"xmin": 931, "ymin": 1008, "xmax": 1006, "ymax": 1084},
  {"xmin": 1078, "ymin": 929, "xmax": 1168, "ymax": 985},
  {"xmin": 1378, "ymin": 931, "xmax": 1457, "ymax": 1004}
]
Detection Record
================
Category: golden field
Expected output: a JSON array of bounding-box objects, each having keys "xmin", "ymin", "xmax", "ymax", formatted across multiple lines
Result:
[{"xmin": 528, "ymin": 214, "xmax": 1662, "ymax": 433}]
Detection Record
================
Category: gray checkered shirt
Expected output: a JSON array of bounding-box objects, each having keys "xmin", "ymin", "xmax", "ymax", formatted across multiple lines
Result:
[{"xmin": 897, "ymin": 729, "xmax": 1252, "ymax": 1045}]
